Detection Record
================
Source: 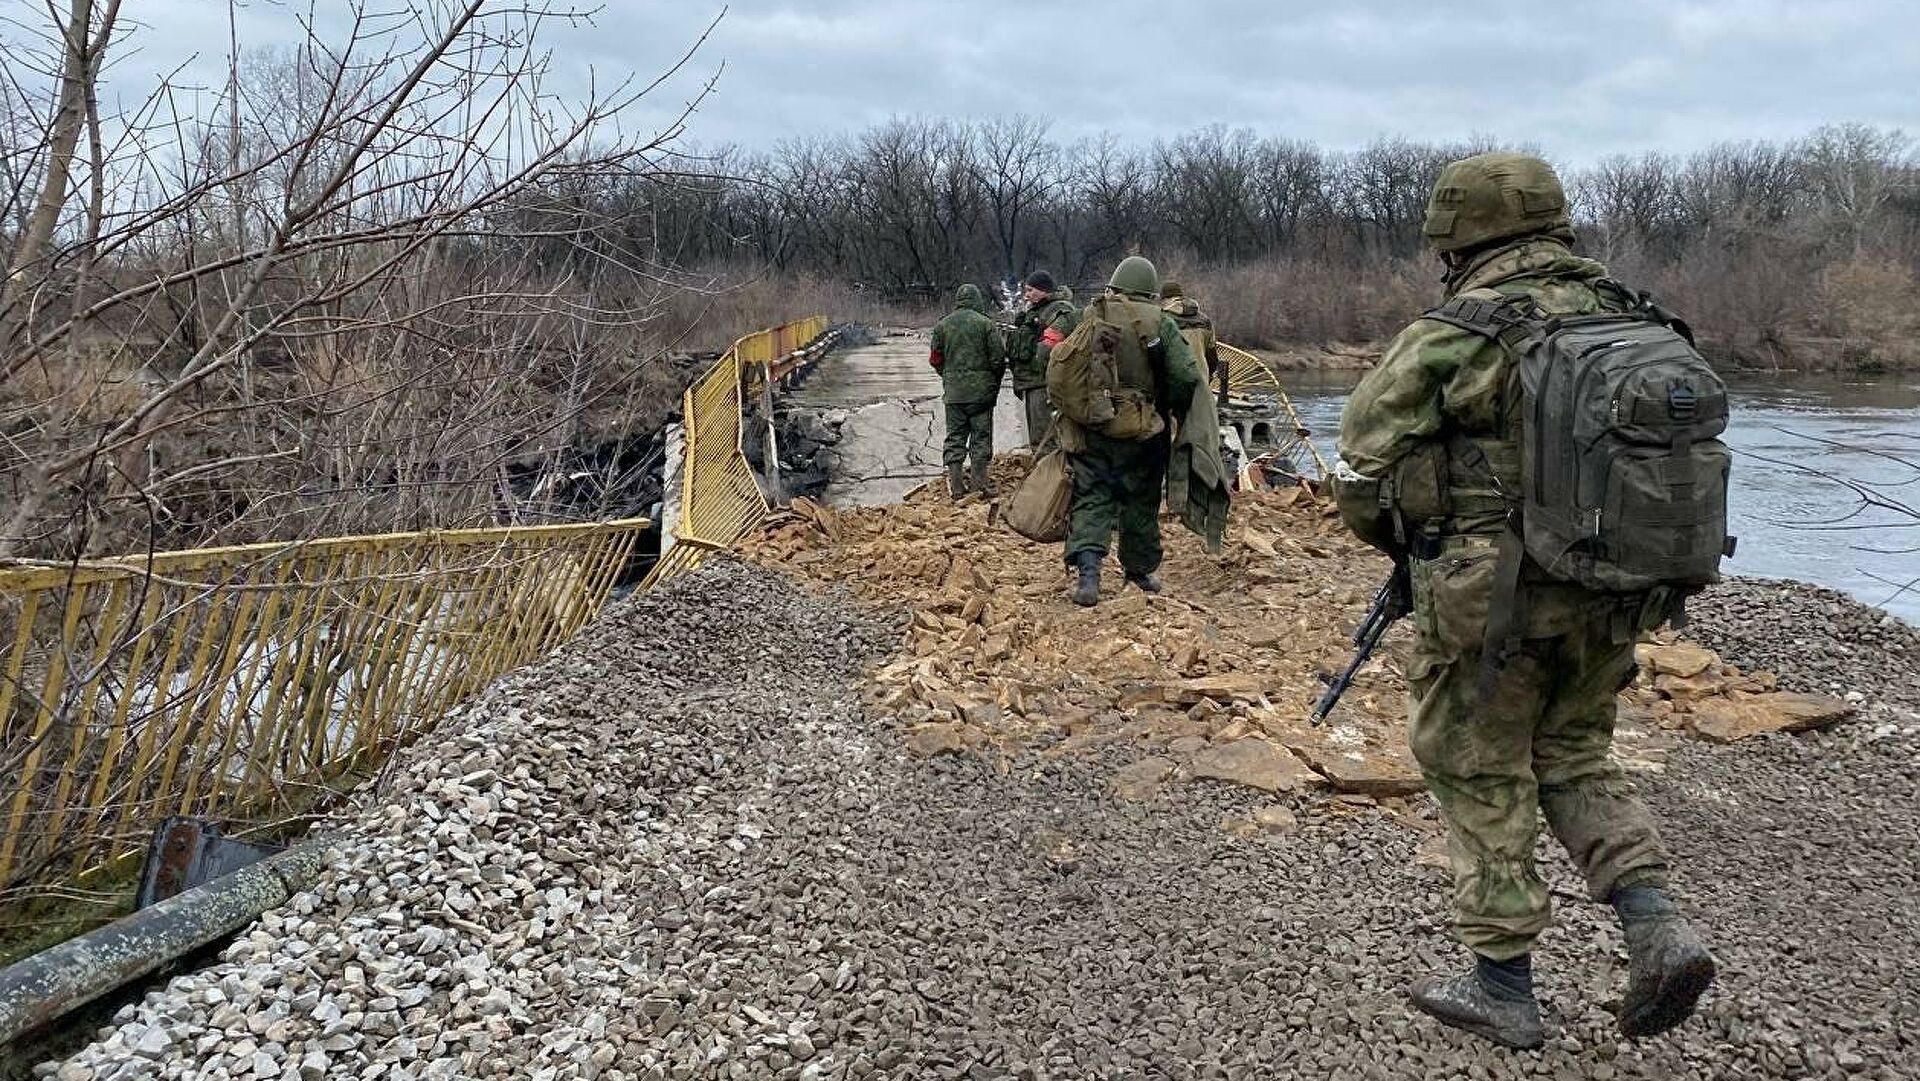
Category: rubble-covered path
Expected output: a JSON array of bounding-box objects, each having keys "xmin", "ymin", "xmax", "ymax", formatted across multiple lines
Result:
[{"xmin": 44, "ymin": 548, "xmax": 1920, "ymax": 1079}]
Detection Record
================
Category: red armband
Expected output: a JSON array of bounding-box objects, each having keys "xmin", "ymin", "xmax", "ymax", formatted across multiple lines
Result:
[
  {"xmin": 1040, "ymin": 327, "xmax": 1065, "ymax": 347},
  {"xmin": 928, "ymin": 348, "xmax": 944, "ymax": 369}
]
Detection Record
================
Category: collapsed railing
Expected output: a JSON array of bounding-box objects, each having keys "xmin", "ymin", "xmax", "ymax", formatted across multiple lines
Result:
[
  {"xmin": 0, "ymin": 316, "xmax": 835, "ymax": 956},
  {"xmin": 645, "ymin": 316, "xmax": 835, "ymax": 587},
  {"xmin": 1220, "ymin": 342, "xmax": 1330, "ymax": 481},
  {"xmin": 0, "ymin": 520, "xmax": 649, "ymax": 945}
]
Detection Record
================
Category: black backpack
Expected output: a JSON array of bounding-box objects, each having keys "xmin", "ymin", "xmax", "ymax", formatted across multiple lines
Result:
[{"xmin": 1426, "ymin": 280, "xmax": 1736, "ymax": 596}]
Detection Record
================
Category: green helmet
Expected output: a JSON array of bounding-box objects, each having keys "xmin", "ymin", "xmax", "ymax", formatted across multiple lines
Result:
[
  {"xmin": 1422, "ymin": 152, "xmax": 1571, "ymax": 254},
  {"xmin": 954, "ymin": 283, "xmax": 984, "ymax": 311},
  {"xmin": 1107, "ymin": 255, "xmax": 1159, "ymax": 298}
]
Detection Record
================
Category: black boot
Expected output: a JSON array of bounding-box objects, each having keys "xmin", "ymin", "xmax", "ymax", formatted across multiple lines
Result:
[
  {"xmin": 946, "ymin": 463, "xmax": 968, "ymax": 499},
  {"xmin": 969, "ymin": 458, "xmax": 994, "ymax": 496},
  {"xmin": 1612, "ymin": 886, "xmax": 1716, "ymax": 1039},
  {"xmin": 1408, "ymin": 954, "xmax": 1545, "ymax": 1050},
  {"xmin": 1125, "ymin": 571, "xmax": 1164, "ymax": 593},
  {"xmin": 1070, "ymin": 551, "xmax": 1101, "ymax": 607}
]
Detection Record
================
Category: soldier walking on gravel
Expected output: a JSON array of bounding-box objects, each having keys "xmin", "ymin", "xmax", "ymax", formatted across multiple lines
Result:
[
  {"xmin": 1050, "ymin": 256, "xmax": 1200, "ymax": 606},
  {"xmin": 930, "ymin": 283, "xmax": 1005, "ymax": 497},
  {"xmin": 1335, "ymin": 153, "xmax": 1722, "ymax": 1049},
  {"xmin": 1005, "ymin": 270, "xmax": 1078, "ymax": 447}
]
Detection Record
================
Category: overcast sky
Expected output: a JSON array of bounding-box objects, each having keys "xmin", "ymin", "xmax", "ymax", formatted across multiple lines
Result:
[{"xmin": 106, "ymin": 0, "xmax": 1920, "ymax": 167}]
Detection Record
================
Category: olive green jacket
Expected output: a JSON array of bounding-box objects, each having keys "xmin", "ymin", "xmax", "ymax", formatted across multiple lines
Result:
[
  {"xmin": 1166, "ymin": 350, "xmax": 1230, "ymax": 552},
  {"xmin": 1006, "ymin": 294, "xmax": 1078, "ymax": 392},
  {"xmin": 1164, "ymin": 296, "xmax": 1221, "ymax": 377},
  {"xmin": 931, "ymin": 285, "xmax": 1005, "ymax": 406}
]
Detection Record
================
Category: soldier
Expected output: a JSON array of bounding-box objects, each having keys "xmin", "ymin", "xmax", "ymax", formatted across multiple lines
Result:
[
  {"xmin": 1160, "ymin": 281, "xmax": 1224, "ymax": 408},
  {"xmin": 929, "ymin": 283, "xmax": 1004, "ymax": 497},
  {"xmin": 1335, "ymin": 153, "xmax": 1716, "ymax": 1049},
  {"xmin": 1054, "ymin": 256, "xmax": 1200, "ymax": 606},
  {"xmin": 1005, "ymin": 270, "xmax": 1078, "ymax": 447}
]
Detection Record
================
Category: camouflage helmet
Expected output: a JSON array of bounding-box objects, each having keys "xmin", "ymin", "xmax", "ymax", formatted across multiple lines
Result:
[
  {"xmin": 954, "ymin": 283, "xmax": 984, "ymax": 310},
  {"xmin": 1422, "ymin": 152, "xmax": 1571, "ymax": 253},
  {"xmin": 1160, "ymin": 280, "xmax": 1184, "ymax": 300},
  {"xmin": 1107, "ymin": 255, "xmax": 1160, "ymax": 298}
]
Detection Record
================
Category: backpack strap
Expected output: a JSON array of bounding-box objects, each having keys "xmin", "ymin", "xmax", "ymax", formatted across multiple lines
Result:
[
  {"xmin": 1422, "ymin": 291, "xmax": 1540, "ymax": 351},
  {"xmin": 1421, "ymin": 293, "xmax": 1540, "ymax": 701}
]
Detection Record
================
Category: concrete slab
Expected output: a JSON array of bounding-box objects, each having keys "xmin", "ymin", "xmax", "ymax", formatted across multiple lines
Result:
[{"xmin": 791, "ymin": 329, "xmax": 1027, "ymax": 507}]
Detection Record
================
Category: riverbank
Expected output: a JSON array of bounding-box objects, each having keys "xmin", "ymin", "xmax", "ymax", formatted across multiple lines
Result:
[{"xmin": 1246, "ymin": 340, "xmax": 1920, "ymax": 375}]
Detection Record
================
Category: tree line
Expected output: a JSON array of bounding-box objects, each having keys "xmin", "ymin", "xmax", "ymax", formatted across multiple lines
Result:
[{"xmin": 530, "ymin": 118, "xmax": 1920, "ymax": 364}]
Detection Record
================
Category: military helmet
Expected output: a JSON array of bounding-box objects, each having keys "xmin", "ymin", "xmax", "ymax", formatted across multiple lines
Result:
[
  {"xmin": 1160, "ymin": 280, "xmax": 1184, "ymax": 300},
  {"xmin": 1422, "ymin": 152, "xmax": 1571, "ymax": 253},
  {"xmin": 1107, "ymin": 255, "xmax": 1160, "ymax": 298},
  {"xmin": 955, "ymin": 283, "xmax": 983, "ymax": 308}
]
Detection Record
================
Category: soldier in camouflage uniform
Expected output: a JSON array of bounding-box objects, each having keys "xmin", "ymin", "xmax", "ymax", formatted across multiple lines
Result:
[
  {"xmin": 930, "ymin": 283, "xmax": 1005, "ymax": 497},
  {"xmin": 1159, "ymin": 281, "xmax": 1224, "ymax": 408},
  {"xmin": 1335, "ymin": 154, "xmax": 1716, "ymax": 1049},
  {"xmin": 1060, "ymin": 256, "xmax": 1200, "ymax": 606},
  {"xmin": 1005, "ymin": 270, "xmax": 1078, "ymax": 447}
]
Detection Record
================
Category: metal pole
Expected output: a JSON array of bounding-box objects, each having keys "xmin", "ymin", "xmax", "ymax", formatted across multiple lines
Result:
[
  {"xmin": 761, "ymin": 358, "xmax": 785, "ymax": 506},
  {"xmin": 0, "ymin": 842, "xmax": 325, "ymax": 1046}
]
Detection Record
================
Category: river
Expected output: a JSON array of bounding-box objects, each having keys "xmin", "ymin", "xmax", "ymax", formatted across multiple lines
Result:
[{"xmin": 1276, "ymin": 369, "xmax": 1920, "ymax": 624}]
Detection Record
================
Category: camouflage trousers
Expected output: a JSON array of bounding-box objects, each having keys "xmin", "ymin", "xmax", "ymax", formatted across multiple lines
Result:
[
  {"xmin": 1019, "ymin": 388, "xmax": 1052, "ymax": 448},
  {"xmin": 1065, "ymin": 433, "xmax": 1168, "ymax": 576},
  {"xmin": 1406, "ymin": 536, "xmax": 1671, "ymax": 961},
  {"xmin": 942, "ymin": 400, "xmax": 995, "ymax": 472}
]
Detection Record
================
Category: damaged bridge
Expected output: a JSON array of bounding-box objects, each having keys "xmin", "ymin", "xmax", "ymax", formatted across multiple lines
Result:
[{"xmin": 5, "ymin": 316, "xmax": 1920, "ymax": 1081}]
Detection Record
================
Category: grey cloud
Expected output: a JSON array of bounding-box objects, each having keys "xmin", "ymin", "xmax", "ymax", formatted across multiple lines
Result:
[{"xmin": 93, "ymin": 0, "xmax": 1920, "ymax": 167}]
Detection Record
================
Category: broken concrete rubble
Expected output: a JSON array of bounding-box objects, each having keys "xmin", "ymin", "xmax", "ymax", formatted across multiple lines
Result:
[
  {"xmin": 1188, "ymin": 739, "xmax": 1320, "ymax": 794},
  {"xmin": 1687, "ymin": 692, "xmax": 1856, "ymax": 743},
  {"xmin": 747, "ymin": 455, "xmax": 1869, "ymax": 809}
]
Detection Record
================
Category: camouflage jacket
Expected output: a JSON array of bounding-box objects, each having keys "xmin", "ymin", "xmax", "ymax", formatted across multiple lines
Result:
[
  {"xmin": 1163, "ymin": 296, "xmax": 1221, "ymax": 376},
  {"xmin": 1337, "ymin": 237, "xmax": 1621, "ymax": 537},
  {"xmin": 931, "ymin": 286, "xmax": 1005, "ymax": 405},
  {"xmin": 1005, "ymin": 293, "xmax": 1078, "ymax": 392}
]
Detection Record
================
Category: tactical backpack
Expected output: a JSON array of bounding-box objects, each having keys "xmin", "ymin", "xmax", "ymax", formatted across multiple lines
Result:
[
  {"xmin": 1426, "ymin": 281, "xmax": 1736, "ymax": 595},
  {"xmin": 1046, "ymin": 295, "xmax": 1166, "ymax": 441}
]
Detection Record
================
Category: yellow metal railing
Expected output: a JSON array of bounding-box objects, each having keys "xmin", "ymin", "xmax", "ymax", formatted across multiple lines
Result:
[
  {"xmin": 0, "ymin": 518, "xmax": 648, "ymax": 906},
  {"xmin": 646, "ymin": 315, "xmax": 829, "ymax": 587},
  {"xmin": 1219, "ymin": 342, "xmax": 1330, "ymax": 477}
]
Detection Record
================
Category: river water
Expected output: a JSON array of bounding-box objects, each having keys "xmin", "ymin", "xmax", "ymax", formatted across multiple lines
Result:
[{"xmin": 1277, "ymin": 369, "xmax": 1920, "ymax": 624}]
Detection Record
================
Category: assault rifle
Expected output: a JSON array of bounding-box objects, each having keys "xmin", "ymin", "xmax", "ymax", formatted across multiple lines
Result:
[{"xmin": 1310, "ymin": 560, "xmax": 1413, "ymax": 725}]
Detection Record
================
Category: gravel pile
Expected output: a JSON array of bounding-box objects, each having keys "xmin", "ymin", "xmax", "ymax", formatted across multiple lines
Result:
[
  {"xmin": 1688, "ymin": 576, "xmax": 1920, "ymax": 716},
  {"xmin": 44, "ymin": 561, "xmax": 1920, "ymax": 1080}
]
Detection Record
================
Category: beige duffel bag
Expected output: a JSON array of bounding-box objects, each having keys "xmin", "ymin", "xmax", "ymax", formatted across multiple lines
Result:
[{"xmin": 1004, "ymin": 432, "xmax": 1072, "ymax": 543}]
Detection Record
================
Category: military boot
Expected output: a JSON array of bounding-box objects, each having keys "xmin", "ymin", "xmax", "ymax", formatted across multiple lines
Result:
[
  {"xmin": 1408, "ymin": 956, "xmax": 1545, "ymax": 1050},
  {"xmin": 1125, "ymin": 571, "xmax": 1164, "ymax": 594},
  {"xmin": 1612, "ymin": 886, "xmax": 1716, "ymax": 1039},
  {"xmin": 946, "ymin": 463, "xmax": 968, "ymax": 499},
  {"xmin": 969, "ymin": 458, "xmax": 994, "ymax": 496},
  {"xmin": 1070, "ymin": 551, "xmax": 1101, "ymax": 607}
]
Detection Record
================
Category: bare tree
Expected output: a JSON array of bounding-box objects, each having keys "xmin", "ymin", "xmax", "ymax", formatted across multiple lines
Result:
[
  {"xmin": 0, "ymin": 0, "xmax": 726, "ymax": 559},
  {"xmin": 976, "ymin": 115, "xmax": 1059, "ymax": 283}
]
